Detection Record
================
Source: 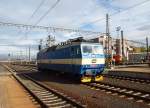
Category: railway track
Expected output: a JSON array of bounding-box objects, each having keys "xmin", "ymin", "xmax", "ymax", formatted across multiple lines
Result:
[
  {"xmin": 11, "ymin": 64, "xmax": 150, "ymax": 89},
  {"xmin": 9, "ymin": 64, "xmax": 150, "ymax": 106},
  {"xmin": 11, "ymin": 64, "xmax": 37, "ymax": 72},
  {"xmin": 12, "ymin": 64, "xmax": 150, "ymax": 85},
  {"xmin": 5, "ymin": 65, "xmax": 86, "ymax": 108},
  {"xmin": 103, "ymin": 74, "xmax": 150, "ymax": 85},
  {"xmin": 83, "ymin": 82, "xmax": 150, "ymax": 105}
]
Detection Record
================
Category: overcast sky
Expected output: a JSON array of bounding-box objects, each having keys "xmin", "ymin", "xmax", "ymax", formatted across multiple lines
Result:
[{"xmin": 0, "ymin": 0, "xmax": 150, "ymax": 57}]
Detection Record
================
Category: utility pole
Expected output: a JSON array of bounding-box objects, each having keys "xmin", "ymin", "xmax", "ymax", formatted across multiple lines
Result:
[
  {"xmin": 8, "ymin": 53, "xmax": 11, "ymax": 65},
  {"xmin": 146, "ymin": 37, "xmax": 149, "ymax": 61},
  {"xmin": 39, "ymin": 39, "xmax": 43, "ymax": 51},
  {"xmin": 121, "ymin": 30, "xmax": 124, "ymax": 63},
  {"xmin": 116, "ymin": 26, "xmax": 121, "ymax": 65},
  {"xmin": 29, "ymin": 45, "xmax": 31, "ymax": 63},
  {"xmin": 20, "ymin": 50, "xmax": 22, "ymax": 64},
  {"xmin": 106, "ymin": 13, "xmax": 111, "ymax": 68},
  {"xmin": 116, "ymin": 26, "xmax": 121, "ymax": 38},
  {"xmin": 25, "ymin": 47, "xmax": 28, "ymax": 64}
]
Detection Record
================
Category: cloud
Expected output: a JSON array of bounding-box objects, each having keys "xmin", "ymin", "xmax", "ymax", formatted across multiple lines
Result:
[
  {"xmin": 137, "ymin": 25, "xmax": 150, "ymax": 31},
  {"xmin": 0, "ymin": 0, "xmax": 150, "ymax": 57}
]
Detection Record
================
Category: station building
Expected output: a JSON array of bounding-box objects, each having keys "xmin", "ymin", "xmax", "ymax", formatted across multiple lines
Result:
[{"xmin": 90, "ymin": 35, "xmax": 132, "ymax": 64}]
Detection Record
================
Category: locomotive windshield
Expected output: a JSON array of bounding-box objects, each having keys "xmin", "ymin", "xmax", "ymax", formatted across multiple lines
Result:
[
  {"xmin": 82, "ymin": 46, "xmax": 92, "ymax": 53},
  {"xmin": 82, "ymin": 45, "xmax": 103, "ymax": 54}
]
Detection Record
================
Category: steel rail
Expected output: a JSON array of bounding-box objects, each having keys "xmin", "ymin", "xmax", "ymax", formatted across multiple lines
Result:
[
  {"xmin": 102, "ymin": 74, "xmax": 150, "ymax": 84},
  {"xmin": 84, "ymin": 82, "xmax": 150, "ymax": 104},
  {"xmin": 4, "ymin": 65, "xmax": 86, "ymax": 108}
]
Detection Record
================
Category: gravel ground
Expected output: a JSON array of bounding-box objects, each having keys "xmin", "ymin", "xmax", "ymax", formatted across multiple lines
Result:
[
  {"xmin": 101, "ymin": 77, "xmax": 150, "ymax": 93},
  {"xmin": 9, "ymin": 64, "xmax": 150, "ymax": 108}
]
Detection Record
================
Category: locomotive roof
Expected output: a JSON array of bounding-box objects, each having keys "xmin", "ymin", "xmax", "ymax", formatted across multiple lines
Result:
[{"xmin": 39, "ymin": 41, "xmax": 101, "ymax": 53}]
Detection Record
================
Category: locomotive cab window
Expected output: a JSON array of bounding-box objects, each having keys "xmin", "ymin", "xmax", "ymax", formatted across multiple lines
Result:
[
  {"xmin": 82, "ymin": 45, "xmax": 103, "ymax": 54},
  {"xmin": 82, "ymin": 46, "xmax": 92, "ymax": 53},
  {"xmin": 93, "ymin": 46, "xmax": 103, "ymax": 54}
]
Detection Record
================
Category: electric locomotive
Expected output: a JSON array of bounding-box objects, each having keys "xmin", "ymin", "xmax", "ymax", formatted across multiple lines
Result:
[{"xmin": 37, "ymin": 37, "xmax": 105, "ymax": 82}]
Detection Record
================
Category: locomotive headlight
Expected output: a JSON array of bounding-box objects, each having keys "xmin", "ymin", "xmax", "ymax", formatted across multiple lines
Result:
[{"xmin": 91, "ymin": 59, "xmax": 97, "ymax": 63}]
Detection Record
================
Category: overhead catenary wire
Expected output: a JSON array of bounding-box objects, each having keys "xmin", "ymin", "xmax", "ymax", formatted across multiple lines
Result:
[
  {"xmin": 0, "ymin": 44, "xmax": 38, "ymax": 46},
  {"xmin": 34, "ymin": 0, "xmax": 60, "ymax": 25},
  {"xmin": 88, "ymin": 0, "xmax": 150, "ymax": 24},
  {"xmin": 24, "ymin": 0, "xmax": 60, "ymax": 39},
  {"xmin": 0, "ymin": 21, "xmax": 102, "ymax": 34},
  {"xmin": 0, "ymin": 21, "xmax": 147, "ymax": 45},
  {"xmin": 17, "ymin": 0, "xmax": 46, "ymax": 39},
  {"xmin": 26, "ymin": 0, "xmax": 46, "ymax": 24}
]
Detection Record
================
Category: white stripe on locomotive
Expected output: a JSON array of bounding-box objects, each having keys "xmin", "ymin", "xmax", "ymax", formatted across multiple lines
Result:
[{"xmin": 37, "ymin": 58, "xmax": 105, "ymax": 65}]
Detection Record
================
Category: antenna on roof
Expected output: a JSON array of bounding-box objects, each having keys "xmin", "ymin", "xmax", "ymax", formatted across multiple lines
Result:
[{"xmin": 46, "ymin": 35, "xmax": 55, "ymax": 47}]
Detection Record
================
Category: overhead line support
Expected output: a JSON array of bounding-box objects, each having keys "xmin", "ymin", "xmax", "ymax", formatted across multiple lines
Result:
[{"xmin": 0, "ymin": 21, "xmax": 101, "ymax": 34}]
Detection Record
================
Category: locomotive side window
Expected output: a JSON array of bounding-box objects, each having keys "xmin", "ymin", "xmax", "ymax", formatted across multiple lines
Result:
[
  {"xmin": 71, "ymin": 46, "xmax": 81, "ymax": 55},
  {"xmin": 71, "ymin": 47, "xmax": 76, "ymax": 55},
  {"xmin": 77, "ymin": 48, "xmax": 81, "ymax": 54}
]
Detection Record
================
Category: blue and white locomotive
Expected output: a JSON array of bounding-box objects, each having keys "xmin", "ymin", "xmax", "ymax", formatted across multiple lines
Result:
[{"xmin": 37, "ymin": 37, "xmax": 105, "ymax": 82}]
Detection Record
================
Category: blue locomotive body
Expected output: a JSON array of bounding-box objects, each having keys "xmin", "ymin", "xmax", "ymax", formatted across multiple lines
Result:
[{"xmin": 37, "ymin": 41, "xmax": 105, "ymax": 82}]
